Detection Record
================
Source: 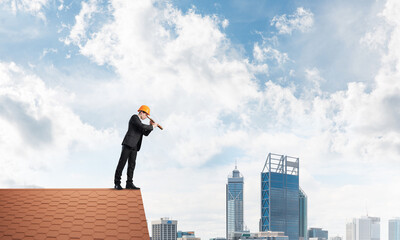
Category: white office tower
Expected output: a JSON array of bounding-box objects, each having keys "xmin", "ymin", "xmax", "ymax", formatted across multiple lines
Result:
[
  {"xmin": 346, "ymin": 216, "xmax": 380, "ymax": 240},
  {"xmin": 152, "ymin": 217, "xmax": 178, "ymax": 240},
  {"xmin": 389, "ymin": 218, "xmax": 400, "ymax": 240},
  {"xmin": 347, "ymin": 222, "xmax": 356, "ymax": 240}
]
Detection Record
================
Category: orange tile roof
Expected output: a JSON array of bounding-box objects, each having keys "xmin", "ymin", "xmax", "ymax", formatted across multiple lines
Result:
[{"xmin": 0, "ymin": 188, "xmax": 150, "ymax": 240}]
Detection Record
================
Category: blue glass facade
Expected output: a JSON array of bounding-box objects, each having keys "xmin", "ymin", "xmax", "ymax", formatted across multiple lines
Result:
[
  {"xmin": 226, "ymin": 166, "xmax": 244, "ymax": 240},
  {"xmin": 261, "ymin": 154, "xmax": 299, "ymax": 240},
  {"xmin": 308, "ymin": 228, "xmax": 328, "ymax": 240},
  {"xmin": 299, "ymin": 188, "xmax": 308, "ymax": 240}
]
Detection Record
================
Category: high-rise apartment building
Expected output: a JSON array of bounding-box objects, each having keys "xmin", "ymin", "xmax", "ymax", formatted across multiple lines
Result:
[
  {"xmin": 226, "ymin": 165, "xmax": 244, "ymax": 240},
  {"xmin": 261, "ymin": 153, "xmax": 299, "ymax": 240},
  {"xmin": 299, "ymin": 188, "xmax": 308, "ymax": 240},
  {"xmin": 389, "ymin": 218, "xmax": 400, "ymax": 240},
  {"xmin": 346, "ymin": 216, "xmax": 380, "ymax": 240},
  {"xmin": 152, "ymin": 217, "xmax": 178, "ymax": 240}
]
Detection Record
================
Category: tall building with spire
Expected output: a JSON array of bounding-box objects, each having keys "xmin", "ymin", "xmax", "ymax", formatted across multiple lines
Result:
[
  {"xmin": 261, "ymin": 153, "xmax": 300, "ymax": 240},
  {"xmin": 226, "ymin": 165, "xmax": 244, "ymax": 240}
]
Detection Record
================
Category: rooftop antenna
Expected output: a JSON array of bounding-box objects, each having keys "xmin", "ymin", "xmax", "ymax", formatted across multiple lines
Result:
[
  {"xmin": 235, "ymin": 159, "xmax": 237, "ymax": 169},
  {"xmin": 366, "ymin": 201, "xmax": 369, "ymax": 217}
]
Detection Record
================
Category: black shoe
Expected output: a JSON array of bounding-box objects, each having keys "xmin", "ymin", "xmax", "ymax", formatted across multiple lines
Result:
[
  {"xmin": 126, "ymin": 183, "xmax": 140, "ymax": 190},
  {"xmin": 114, "ymin": 184, "xmax": 123, "ymax": 190}
]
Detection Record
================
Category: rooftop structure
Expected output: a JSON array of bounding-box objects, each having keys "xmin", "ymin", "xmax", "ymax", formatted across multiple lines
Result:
[{"xmin": 0, "ymin": 188, "xmax": 149, "ymax": 239}]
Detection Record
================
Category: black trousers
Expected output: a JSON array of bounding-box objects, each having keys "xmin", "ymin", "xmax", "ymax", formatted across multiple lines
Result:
[{"xmin": 114, "ymin": 145, "xmax": 138, "ymax": 185}]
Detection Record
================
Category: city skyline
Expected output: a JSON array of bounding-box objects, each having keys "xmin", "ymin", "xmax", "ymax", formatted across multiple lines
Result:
[
  {"xmin": 1, "ymin": 0, "xmax": 400, "ymax": 239},
  {"xmin": 150, "ymin": 197, "xmax": 399, "ymax": 240},
  {"xmin": 149, "ymin": 170, "xmax": 399, "ymax": 240},
  {"xmin": 148, "ymin": 153, "xmax": 398, "ymax": 240},
  {"xmin": 149, "ymin": 166, "xmax": 399, "ymax": 240}
]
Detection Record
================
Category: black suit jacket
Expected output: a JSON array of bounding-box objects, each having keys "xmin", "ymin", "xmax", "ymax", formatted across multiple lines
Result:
[{"xmin": 122, "ymin": 114, "xmax": 153, "ymax": 151}]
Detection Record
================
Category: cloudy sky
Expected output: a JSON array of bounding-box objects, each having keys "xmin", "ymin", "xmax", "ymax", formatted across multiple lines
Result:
[{"xmin": 1, "ymin": 0, "xmax": 400, "ymax": 239}]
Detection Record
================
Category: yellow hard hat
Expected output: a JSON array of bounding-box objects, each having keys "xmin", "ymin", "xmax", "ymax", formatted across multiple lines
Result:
[{"xmin": 138, "ymin": 105, "xmax": 150, "ymax": 115}]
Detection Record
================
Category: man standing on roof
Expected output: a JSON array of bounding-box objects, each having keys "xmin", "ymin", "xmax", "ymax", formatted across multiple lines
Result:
[{"xmin": 114, "ymin": 105, "xmax": 157, "ymax": 190}]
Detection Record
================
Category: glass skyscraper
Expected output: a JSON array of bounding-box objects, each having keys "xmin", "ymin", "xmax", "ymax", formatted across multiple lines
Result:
[
  {"xmin": 261, "ymin": 153, "xmax": 299, "ymax": 240},
  {"xmin": 299, "ymin": 188, "xmax": 308, "ymax": 240},
  {"xmin": 389, "ymin": 218, "xmax": 400, "ymax": 240},
  {"xmin": 226, "ymin": 165, "xmax": 244, "ymax": 240}
]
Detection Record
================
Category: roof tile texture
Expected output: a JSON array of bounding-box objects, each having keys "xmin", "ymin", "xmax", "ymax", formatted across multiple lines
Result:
[{"xmin": 0, "ymin": 189, "xmax": 149, "ymax": 240}]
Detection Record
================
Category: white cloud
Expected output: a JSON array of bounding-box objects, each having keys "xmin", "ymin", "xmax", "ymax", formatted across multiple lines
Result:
[
  {"xmin": 0, "ymin": 61, "xmax": 118, "ymax": 188},
  {"xmin": 253, "ymin": 42, "xmax": 289, "ymax": 65},
  {"xmin": 0, "ymin": 0, "xmax": 49, "ymax": 20},
  {"xmin": 271, "ymin": 7, "xmax": 314, "ymax": 35},
  {"xmin": 303, "ymin": 67, "xmax": 324, "ymax": 97},
  {"xmin": 221, "ymin": 18, "xmax": 229, "ymax": 29},
  {"xmin": 361, "ymin": 26, "xmax": 390, "ymax": 51},
  {"xmin": 57, "ymin": 0, "xmax": 64, "ymax": 11},
  {"xmin": 40, "ymin": 48, "xmax": 57, "ymax": 59},
  {"xmin": 63, "ymin": 0, "xmax": 99, "ymax": 46}
]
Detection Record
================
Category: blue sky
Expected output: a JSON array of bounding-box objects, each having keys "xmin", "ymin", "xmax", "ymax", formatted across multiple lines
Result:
[
  {"xmin": 171, "ymin": 0, "xmax": 384, "ymax": 92},
  {"xmin": 1, "ymin": 0, "xmax": 383, "ymax": 92},
  {"xmin": 1, "ymin": 0, "xmax": 400, "ymax": 239}
]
